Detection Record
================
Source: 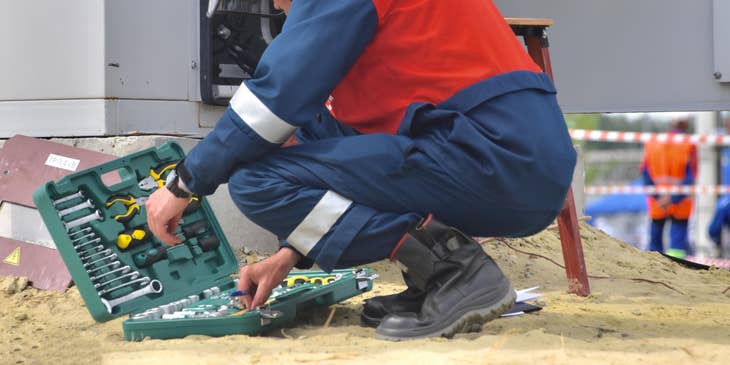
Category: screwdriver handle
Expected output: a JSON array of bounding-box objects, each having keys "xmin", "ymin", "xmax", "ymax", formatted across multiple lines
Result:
[
  {"xmin": 198, "ymin": 235, "xmax": 220, "ymax": 252},
  {"xmin": 133, "ymin": 246, "xmax": 168, "ymax": 268},
  {"xmin": 117, "ymin": 226, "xmax": 151, "ymax": 250}
]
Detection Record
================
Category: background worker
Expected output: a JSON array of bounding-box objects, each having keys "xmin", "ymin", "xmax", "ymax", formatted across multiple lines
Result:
[
  {"xmin": 707, "ymin": 113, "xmax": 730, "ymax": 258},
  {"xmin": 708, "ymin": 195, "xmax": 730, "ymax": 258},
  {"xmin": 146, "ymin": 0, "xmax": 576, "ymax": 339},
  {"xmin": 640, "ymin": 118, "xmax": 697, "ymax": 258}
]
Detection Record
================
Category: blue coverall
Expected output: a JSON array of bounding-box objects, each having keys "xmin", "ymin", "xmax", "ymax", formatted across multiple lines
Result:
[{"xmin": 178, "ymin": 0, "xmax": 577, "ymax": 271}]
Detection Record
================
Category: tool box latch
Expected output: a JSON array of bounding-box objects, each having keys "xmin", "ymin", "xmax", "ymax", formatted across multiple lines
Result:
[{"xmin": 258, "ymin": 308, "xmax": 284, "ymax": 326}]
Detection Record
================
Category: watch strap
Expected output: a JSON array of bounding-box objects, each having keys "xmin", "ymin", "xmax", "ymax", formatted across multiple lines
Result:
[
  {"xmin": 176, "ymin": 159, "xmax": 193, "ymax": 189},
  {"xmin": 166, "ymin": 169, "xmax": 192, "ymax": 199}
]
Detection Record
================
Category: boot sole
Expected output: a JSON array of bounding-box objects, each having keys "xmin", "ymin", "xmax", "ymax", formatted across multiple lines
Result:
[
  {"xmin": 375, "ymin": 285, "xmax": 516, "ymax": 341},
  {"xmin": 361, "ymin": 311, "xmax": 383, "ymax": 328}
]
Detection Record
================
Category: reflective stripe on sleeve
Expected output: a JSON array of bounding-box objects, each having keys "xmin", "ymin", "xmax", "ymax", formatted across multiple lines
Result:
[
  {"xmin": 286, "ymin": 191, "xmax": 352, "ymax": 255},
  {"xmin": 229, "ymin": 82, "xmax": 297, "ymax": 144}
]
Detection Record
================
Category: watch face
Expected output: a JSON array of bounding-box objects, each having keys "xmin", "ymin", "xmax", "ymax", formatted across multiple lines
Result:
[{"xmin": 165, "ymin": 169, "xmax": 191, "ymax": 198}]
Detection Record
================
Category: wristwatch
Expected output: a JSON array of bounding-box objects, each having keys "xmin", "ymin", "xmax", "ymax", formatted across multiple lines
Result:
[{"xmin": 165, "ymin": 167, "xmax": 192, "ymax": 199}]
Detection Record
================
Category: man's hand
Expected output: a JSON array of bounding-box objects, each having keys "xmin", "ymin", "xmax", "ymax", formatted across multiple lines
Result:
[
  {"xmin": 657, "ymin": 195, "xmax": 671, "ymax": 210},
  {"xmin": 238, "ymin": 247, "xmax": 302, "ymax": 309},
  {"xmin": 145, "ymin": 187, "xmax": 189, "ymax": 245}
]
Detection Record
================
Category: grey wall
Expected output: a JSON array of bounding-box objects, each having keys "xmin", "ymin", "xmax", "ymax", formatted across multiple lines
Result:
[
  {"xmin": 105, "ymin": 0, "xmax": 199, "ymax": 101},
  {"xmin": 495, "ymin": 0, "xmax": 730, "ymax": 113},
  {"xmin": 0, "ymin": 0, "xmax": 105, "ymax": 100}
]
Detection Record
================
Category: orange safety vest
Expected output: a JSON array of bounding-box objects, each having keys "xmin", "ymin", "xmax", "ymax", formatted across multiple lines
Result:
[{"xmin": 641, "ymin": 136, "xmax": 697, "ymax": 220}]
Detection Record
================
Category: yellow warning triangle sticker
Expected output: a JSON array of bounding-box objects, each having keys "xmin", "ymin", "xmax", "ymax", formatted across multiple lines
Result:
[{"xmin": 3, "ymin": 247, "xmax": 20, "ymax": 266}]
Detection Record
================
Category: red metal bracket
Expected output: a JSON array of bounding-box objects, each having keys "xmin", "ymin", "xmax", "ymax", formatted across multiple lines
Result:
[{"xmin": 510, "ymin": 20, "xmax": 591, "ymax": 296}]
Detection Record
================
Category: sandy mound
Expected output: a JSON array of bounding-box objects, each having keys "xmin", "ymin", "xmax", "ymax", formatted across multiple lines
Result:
[{"xmin": 2, "ymin": 223, "xmax": 729, "ymax": 365}]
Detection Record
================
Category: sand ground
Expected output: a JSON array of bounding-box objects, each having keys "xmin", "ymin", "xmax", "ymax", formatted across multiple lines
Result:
[{"xmin": 2, "ymin": 223, "xmax": 729, "ymax": 365}]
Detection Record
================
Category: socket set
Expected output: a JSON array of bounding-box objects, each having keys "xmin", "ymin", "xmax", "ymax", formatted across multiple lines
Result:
[
  {"xmin": 33, "ymin": 141, "xmax": 376, "ymax": 340},
  {"xmin": 122, "ymin": 269, "xmax": 376, "ymax": 340}
]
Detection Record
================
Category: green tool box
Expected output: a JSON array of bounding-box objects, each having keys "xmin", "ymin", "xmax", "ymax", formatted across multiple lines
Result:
[{"xmin": 33, "ymin": 141, "xmax": 376, "ymax": 340}]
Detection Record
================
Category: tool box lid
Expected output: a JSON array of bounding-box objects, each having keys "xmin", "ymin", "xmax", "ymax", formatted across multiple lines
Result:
[{"xmin": 33, "ymin": 141, "xmax": 240, "ymax": 322}]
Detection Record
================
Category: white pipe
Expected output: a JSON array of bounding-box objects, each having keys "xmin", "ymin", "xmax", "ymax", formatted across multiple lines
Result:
[{"xmin": 695, "ymin": 111, "xmax": 719, "ymax": 257}]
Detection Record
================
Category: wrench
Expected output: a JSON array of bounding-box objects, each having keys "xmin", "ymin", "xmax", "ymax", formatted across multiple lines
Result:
[
  {"xmin": 100, "ymin": 279, "xmax": 162, "ymax": 314},
  {"xmin": 74, "ymin": 237, "xmax": 102, "ymax": 251},
  {"xmin": 71, "ymin": 231, "xmax": 96, "ymax": 244},
  {"xmin": 98, "ymin": 276, "xmax": 150, "ymax": 297},
  {"xmin": 63, "ymin": 210, "xmax": 103, "ymax": 231},
  {"xmin": 77, "ymin": 244, "xmax": 104, "ymax": 257},
  {"xmin": 58, "ymin": 199, "xmax": 95, "ymax": 218},
  {"xmin": 86, "ymin": 261, "xmax": 121, "ymax": 275},
  {"xmin": 84, "ymin": 253, "xmax": 117, "ymax": 268},
  {"xmin": 68, "ymin": 227, "xmax": 92, "ymax": 238},
  {"xmin": 94, "ymin": 271, "xmax": 140, "ymax": 289},
  {"xmin": 80, "ymin": 248, "xmax": 112, "ymax": 262},
  {"xmin": 53, "ymin": 191, "xmax": 84, "ymax": 206},
  {"xmin": 89, "ymin": 265, "xmax": 131, "ymax": 282}
]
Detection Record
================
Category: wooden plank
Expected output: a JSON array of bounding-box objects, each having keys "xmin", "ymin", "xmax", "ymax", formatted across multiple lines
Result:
[{"xmin": 505, "ymin": 17, "xmax": 553, "ymax": 27}]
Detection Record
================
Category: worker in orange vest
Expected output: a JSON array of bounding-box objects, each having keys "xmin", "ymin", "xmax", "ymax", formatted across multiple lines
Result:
[{"xmin": 640, "ymin": 119, "xmax": 697, "ymax": 258}]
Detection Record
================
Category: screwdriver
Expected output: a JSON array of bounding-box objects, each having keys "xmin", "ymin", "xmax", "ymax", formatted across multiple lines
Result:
[
  {"xmin": 117, "ymin": 226, "xmax": 152, "ymax": 250},
  {"xmin": 133, "ymin": 246, "xmax": 168, "ymax": 268}
]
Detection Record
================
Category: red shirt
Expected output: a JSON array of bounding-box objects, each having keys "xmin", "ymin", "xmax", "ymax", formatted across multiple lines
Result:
[{"xmin": 328, "ymin": 0, "xmax": 541, "ymax": 134}]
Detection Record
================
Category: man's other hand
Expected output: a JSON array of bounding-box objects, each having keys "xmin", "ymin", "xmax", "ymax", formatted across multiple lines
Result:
[{"xmin": 237, "ymin": 247, "xmax": 302, "ymax": 309}]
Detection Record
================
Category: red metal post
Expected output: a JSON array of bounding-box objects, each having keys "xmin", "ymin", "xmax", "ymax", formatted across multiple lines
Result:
[
  {"xmin": 519, "ymin": 24, "xmax": 591, "ymax": 296},
  {"xmin": 556, "ymin": 188, "xmax": 591, "ymax": 296},
  {"xmin": 525, "ymin": 33, "xmax": 554, "ymax": 80}
]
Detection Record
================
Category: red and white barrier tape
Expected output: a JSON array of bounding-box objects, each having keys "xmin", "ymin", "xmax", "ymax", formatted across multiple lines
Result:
[
  {"xmin": 584, "ymin": 185, "xmax": 730, "ymax": 195},
  {"xmin": 569, "ymin": 129, "xmax": 730, "ymax": 146}
]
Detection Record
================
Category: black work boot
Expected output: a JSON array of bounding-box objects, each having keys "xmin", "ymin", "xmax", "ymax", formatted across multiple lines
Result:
[
  {"xmin": 375, "ymin": 215, "xmax": 515, "ymax": 340},
  {"xmin": 360, "ymin": 272, "xmax": 426, "ymax": 327},
  {"xmin": 360, "ymin": 218, "xmax": 455, "ymax": 327}
]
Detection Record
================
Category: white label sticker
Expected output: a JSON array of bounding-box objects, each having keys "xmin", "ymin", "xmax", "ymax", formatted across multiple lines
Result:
[{"xmin": 45, "ymin": 154, "xmax": 81, "ymax": 172}]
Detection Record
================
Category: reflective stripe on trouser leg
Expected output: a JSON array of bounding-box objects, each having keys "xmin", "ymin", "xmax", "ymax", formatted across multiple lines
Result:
[
  {"xmin": 227, "ymin": 165, "xmax": 421, "ymax": 270},
  {"xmin": 287, "ymin": 190, "xmax": 352, "ymax": 255}
]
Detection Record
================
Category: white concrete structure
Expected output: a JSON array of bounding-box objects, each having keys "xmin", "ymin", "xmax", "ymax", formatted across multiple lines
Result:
[{"xmin": 0, "ymin": 0, "xmax": 224, "ymax": 138}]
